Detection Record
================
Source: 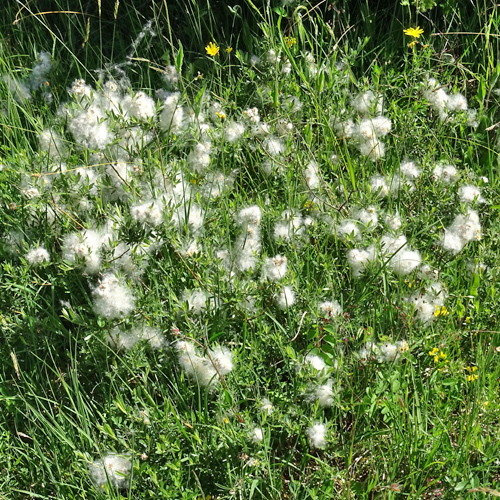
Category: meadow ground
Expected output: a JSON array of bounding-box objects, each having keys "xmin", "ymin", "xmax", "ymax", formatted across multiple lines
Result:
[{"xmin": 1, "ymin": 1, "xmax": 500, "ymax": 499}]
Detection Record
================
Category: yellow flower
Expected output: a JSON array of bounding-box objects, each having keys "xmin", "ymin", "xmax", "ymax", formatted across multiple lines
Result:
[
  {"xmin": 434, "ymin": 305, "xmax": 449, "ymax": 317},
  {"xmin": 284, "ymin": 36, "xmax": 296, "ymax": 48},
  {"xmin": 409, "ymin": 41, "xmax": 416, "ymax": 49},
  {"xmin": 430, "ymin": 349, "xmax": 447, "ymax": 363},
  {"xmin": 226, "ymin": 47, "xmax": 233, "ymax": 54},
  {"xmin": 403, "ymin": 26, "xmax": 424, "ymax": 38},
  {"xmin": 466, "ymin": 317, "xmax": 471, "ymax": 323},
  {"xmin": 303, "ymin": 200, "xmax": 316, "ymax": 212},
  {"xmin": 465, "ymin": 366, "xmax": 479, "ymax": 381},
  {"xmin": 215, "ymin": 111, "xmax": 226, "ymax": 120},
  {"xmin": 205, "ymin": 42, "xmax": 219, "ymax": 56}
]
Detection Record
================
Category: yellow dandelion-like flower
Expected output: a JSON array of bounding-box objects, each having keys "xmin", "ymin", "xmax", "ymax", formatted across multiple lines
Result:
[
  {"xmin": 205, "ymin": 42, "xmax": 219, "ymax": 56},
  {"xmin": 215, "ymin": 111, "xmax": 226, "ymax": 120},
  {"xmin": 409, "ymin": 41, "xmax": 417, "ymax": 49},
  {"xmin": 226, "ymin": 47, "xmax": 233, "ymax": 54},
  {"xmin": 403, "ymin": 26, "xmax": 424, "ymax": 38}
]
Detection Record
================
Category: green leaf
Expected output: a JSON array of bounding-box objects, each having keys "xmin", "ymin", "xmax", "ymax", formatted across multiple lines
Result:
[
  {"xmin": 391, "ymin": 379, "xmax": 400, "ymax": 393},
  {"xmin": 469, "ymin": 271, "xmax": 480, "ymax": 297},
  {"xmin": 175, "ymin": 42, "xmax": 184, "ymax": 73}
]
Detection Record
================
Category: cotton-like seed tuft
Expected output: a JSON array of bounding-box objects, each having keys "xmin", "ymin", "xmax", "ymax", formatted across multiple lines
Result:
[
  {"xmin": 263, "ymin": 136, "xmax": 285, "ymax": 157},
  {"xmin": 276, "ymin": 286, "xmax": 296, "ymax": 309},
  {"xmin": 182, "ymin": 289, "xmax": 208, "ymax": 315},
  {"xmin": 262, "ymin": 255, "xmax": 288, "ymax": 281},
  {"xmin": 88, "ymin": 454, "xmax": 132, "ymax": 490},
  {"xmin": 306, "ymin": 423, "xmax": 328, "ymax": 449},
  {"xmin": 353, "ymin": 206, "xmax": 378, "ymax": 228},
  {"xmin": 130, "ymin": 200, "xmax": 163, "ymax": 226},
  {"xmin": 400, "ymin": 159, "xmax": 421, "ymax": 179},
  {"xmin": 318, "ymin": 301, "xmax": 342, "ymax": 318},
  {"xmin": 351, "ymin": 91, "xmax": 383, "ymax": 116},
  {"xmin": 441, "ymin": 210, "xmax": 481, "ymax": 254},
  {"xmin": 91, "ymin": 274, "xmax": 135, "ymax": 319},
  {"xmin": 458, "ymin": 185, "xmax": 485, "ymax": 204},
  {"xmin": 432, "ymin": 163, "xmax": 458, "ymax": 183},
  {"xmin": 251, "ymin": 427, "xmax": 264, "ymax": 442},
  {"xmin": 26, "ymin": 246, "xmax": 50, "ymax": 265},
  {"xmin": 224, "ymin": 121, "xmax": 245, "ymax": 143},
  {"xmin": 303, "ymin": 354, "xmax": 327, "ymax": 372},
  {"xmin": 121, "ymin": 91, "xmax": 156, "ymax": 121},
  {"xmin": 305, "ymin": 380, "xmax": 335, "ymax": 408}
]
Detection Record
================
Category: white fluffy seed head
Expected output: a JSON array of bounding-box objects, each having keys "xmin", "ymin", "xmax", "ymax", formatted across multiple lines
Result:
[
  {"xmin": 335, "ymin": 220, "xmax": 360, "ymax": 240},
  {"xmin": 262, "ymin": 255, "xmax": 288, "ymax": 281},
  {"xmin": 446, "ymin": 93, "xmax": 468, "ymax": 112},
  {"xmin": 332, "ymin": 118, "xmax": 354, "ymax": 139},
  {"xmin": 306, "ymin": 380, "xmax": 335, "ymax": 408},
  {"xmin": 400, "ymin": 159, "xmax": 421, "ymax": 179},
  {"xmin": 458, "ymin": 185, "xmax": 485, "ymax": 204},
  {"xmin": 251, "ymin": 427, "xmax": 264, "ymax": 443},
  {"xmin": 263, "ymin": 136, "xmax": 285, "ymax": 157},
  {"xmin": 358, "ymin": 137, "xmax": 385, "ymax": 160},
  {"xmin": 432, "ymin": 163, "xmax": 458, "ymax": 183},
  {"xmin": 370, "ymin": 175, "xmax": 390, "ymax": 197},
  {"xmin": 238, "ymin": 205, "xmax": 262, "ymax": 227},
  {"xmin": 389, "ymin": 249, "xmax": 422, "ymax": 276},
  {"xmin": 347, "ymin": 246, "xmax": 376, "ymax": 277},
  {"xmin": 353, "ymin": 206, "xmax": 378, "ymax": 228},
  {"xmin": 385, "ymin": 213, "xmax": 402, "ymax": 232},
  {"xmin": 224, "ymin": 121, "xmax": 245, "ymax": 143},
  {"xmin": 38, "ymin": 128, "xmax": 67, "ymax": 159},
  {"xmin": 351, "ymin": 91, "xmax": 383, "ymax": 116},
  {"xmin": 442, "ymin": 210, "xmax": 481, "ymax": 254},
  {"xmin": 91, "ymin": 274, "xmax": 135, "ymax": 319},
  {"xmin": 26, "ymin": 246, "xmax": 50, "ymax": 265},
  {"xmin": 121, "ymin": 91, "xmax": 156, "ymax": 121},
  {"xmin": 182, "ymin": 289, "xmax": 208, "ymax": 315},
  {"xmin": 306, "ymin": 422, "xmax": 328, "ymax": 449},
  {"xmin": 304, "ymin": 354, "xmax": 327, "ymax": 372},
  {"xmin": 318, "ymin": 300, "xmax": 342, "ymax": 318},
  {"xmin": 186, "ymin": 141, "xmax": 211, "ymax": 174},
  {"xmin": 304, "ymin": 161, "xmax": 320, "ymax": 189},
  {"xmin": 209, "ymin": 346, "xmax": 233, "ymax": 376},
  {"xmin": 130, "ymin": 200, "xmax": 163, "ymax": 226},
  {"xmin": 276, "ymin": 286, "xmax": 296, "ymax": 309},
  {"xmin": 88, "ymin": 454, "xmax": 132, "ymax": 490},
  {"xmin": 176, "ymin": 341, "xmax": 233, "ymax": 390},
  {"xmin": 260, "ymin": 398, "xmax": 273, "ymax": 415}
]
